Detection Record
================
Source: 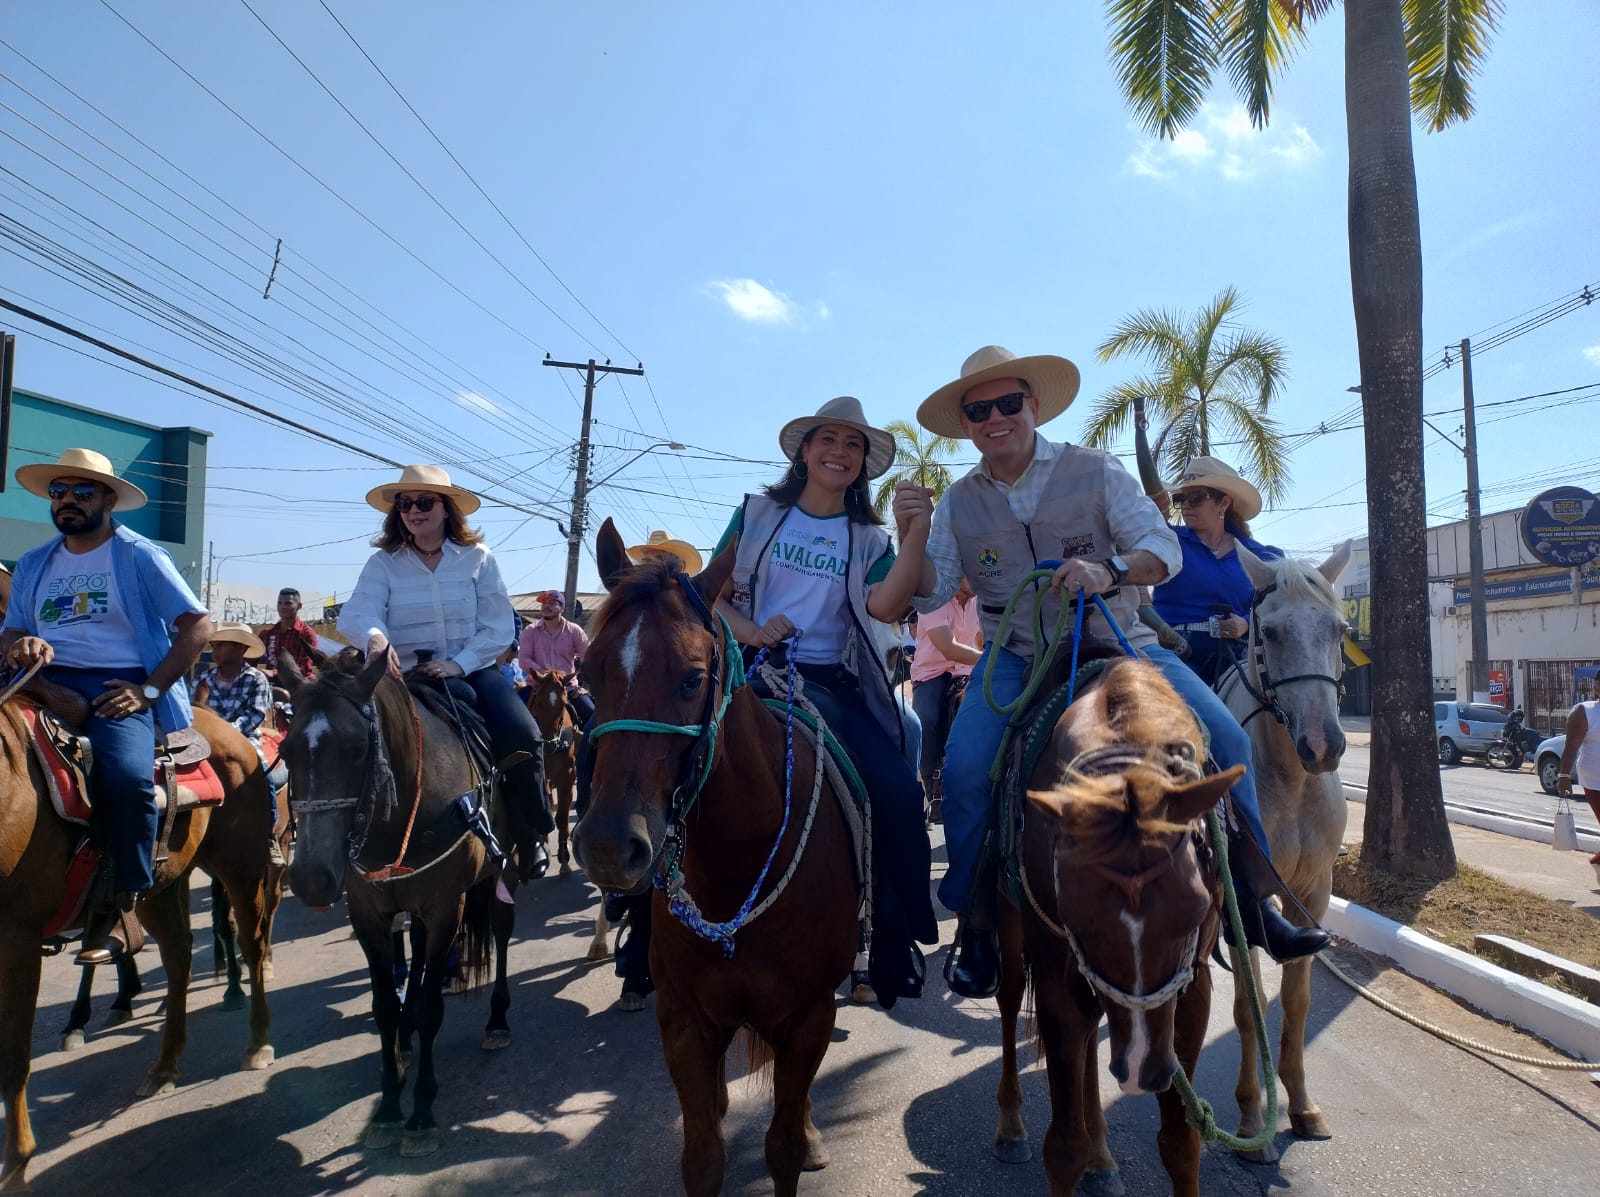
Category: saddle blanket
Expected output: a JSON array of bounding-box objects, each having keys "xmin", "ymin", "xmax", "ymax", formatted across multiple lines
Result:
[
  {"xmin": 42, "ymin": 837, "xmax": 100, "ymax": 940},
  {"xmin": 24, "ymin": 706, "xmax": 226, "ymax": 828}
]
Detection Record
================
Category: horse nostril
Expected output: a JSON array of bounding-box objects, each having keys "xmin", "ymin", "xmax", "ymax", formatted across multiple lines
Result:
[
  {"xmin": 1108, "ymin": 1054, "xmax": 1129, "ymax": 1085},
  {"xmin": 1142, "ymin": 1056, "xmax": 1179, "ymax": 1094},
  {"xmin": 1296, "ymin": 736, "xmax": 1318, "ymax": 764},
  {"xmin": 625, "ymin": 831, "xmax": 654, "ymax": 878}
]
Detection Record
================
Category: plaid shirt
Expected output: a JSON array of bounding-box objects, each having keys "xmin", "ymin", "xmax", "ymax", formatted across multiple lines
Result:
[
  {"xmin": 194, "ymin": 664, "xmax": 272, "ymax": 742},
  {"xmin": 259, "ymin": 619, "xmax": 319, "ymax": 676}
]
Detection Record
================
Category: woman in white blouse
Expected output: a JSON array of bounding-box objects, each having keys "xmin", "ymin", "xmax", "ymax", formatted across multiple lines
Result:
[{"xmin": 339, "ymin": 464, "xmax": 551, "ymax": 876}]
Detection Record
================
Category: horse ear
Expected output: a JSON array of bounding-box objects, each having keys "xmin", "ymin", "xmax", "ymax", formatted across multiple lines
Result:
[
  {"xmin": 1235, "ymin": 541, "xmax": 1276, "ymax": 591},
  {"xmin": 1163, "ymin": 764, "xmax": 1245, "ymax": 827},
  {"xmin": 691, "ymin": 544, "xmax": 736, "ymax": 607},
  {"xmin": 356, "ymin": 646, "xmax": 390, "ymax": 699},
  {"xmin": 1318, "ymin": 539, "xmax": 1353, "ymax": 586},
  {"xmin": 278, "ymin": 652, "xmax": 307, "ymax": 695},
  {"xmin": 596, "ymin": 518, "xmax": 630, "ymax": 591}
]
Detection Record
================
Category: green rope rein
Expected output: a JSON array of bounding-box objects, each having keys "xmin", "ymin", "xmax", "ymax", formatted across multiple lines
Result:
[{"xmin": 981, "ymin": 568, "xmax": 1280, "ymax": 1150}]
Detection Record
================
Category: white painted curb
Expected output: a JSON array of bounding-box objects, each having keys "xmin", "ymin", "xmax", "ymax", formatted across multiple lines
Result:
[
  {"xmin": 1324, "ymin": 897, "xmax": 1600, "ymax": 1062},
  {"xmin": 1342, "ymin": 783, "xmax": 1600, "ymax": 853}
]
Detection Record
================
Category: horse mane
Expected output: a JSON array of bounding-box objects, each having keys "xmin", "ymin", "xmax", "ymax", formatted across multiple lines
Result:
[
  {"xmin": 1261, "ymin": 553, "xmax": 1341, "ymax": 615},
  {"xmin": 590, "ymin": 555, "xmax": 687, "ymax": 642}
]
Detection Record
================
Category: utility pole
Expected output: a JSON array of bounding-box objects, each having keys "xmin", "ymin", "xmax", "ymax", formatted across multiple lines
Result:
[
  {"xmin": 1461, "ymin": 338, "xmax": 1490, "ymax": 702},
  {"xmin": 541, "ymin": 356, "xmax": 645, "ymax": 609},
  {"xmin": 203, "ymin": 540, "xmax": 216, "ymax": 612}
]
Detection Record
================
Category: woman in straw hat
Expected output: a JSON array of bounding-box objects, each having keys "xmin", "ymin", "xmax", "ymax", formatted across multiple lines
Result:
[
  {"xmin": 627, "ymin": 529, "xmax": 704, "ymax": 575},
  {"xmin": 711, "ymin": 397, "xmax": 939, "ymax": 1009},
  {"xmin": 338, "ymin": 465, "xmax": 553, "ymax": 877},
  {"xmin": 193, "ymin": 622, "xmax": 288, "ymax": 866},
  {"xmin": 1151, "ymin": 455, "xmax": 1285, "ymax": 688}
]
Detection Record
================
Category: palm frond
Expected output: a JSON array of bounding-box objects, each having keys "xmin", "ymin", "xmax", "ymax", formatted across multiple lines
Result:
[
  {"xmin": 1105, "ymin": 0, "xmax": 1221, "ymax": 139},
  {"xmin": 1405, "ymin": 0, "xmax": 1503, "ymax": 132},
  {"xmin": 1205, "ymin": 395, "xmax": 1291, "ymax": 504},
  {"xmin": 1218, "ymin": 0, "xmax": 1308, "ymax": 128},
  {"xmin": 1081, "ymin": 380, "xmax": 1158, "ymax": 448},
  {"xmin": 1096, "ymin": 306, "xmax": 1191, "ymax": 365}
]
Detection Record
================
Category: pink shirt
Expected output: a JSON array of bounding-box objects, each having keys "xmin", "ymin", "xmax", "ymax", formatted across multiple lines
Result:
[
  {"xmin": 519, "ymin": 618, "xmax": 589, "ymax": 676},
  {"xmin": 911, "ymin": 596, "xmax": 982, "ymax": 683}
]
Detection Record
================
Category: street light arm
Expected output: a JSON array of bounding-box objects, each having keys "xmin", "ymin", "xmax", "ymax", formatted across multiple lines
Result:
[{"xmin": 590, "ymin": 442, "xmax": 685, "ymax": 491}]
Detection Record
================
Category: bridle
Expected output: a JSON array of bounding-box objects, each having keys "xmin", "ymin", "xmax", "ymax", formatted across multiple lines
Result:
[
  {"xmin": 1020, "ymin": 741, "xmax": 1211, "ymax": 1013},
  {"xmin": 1229, "ymin": 581, "xmax": 1344, "ymax": 729},
  {"xmin": 286, "ymin": 691, "xmax": 397, "ymax": 866}
]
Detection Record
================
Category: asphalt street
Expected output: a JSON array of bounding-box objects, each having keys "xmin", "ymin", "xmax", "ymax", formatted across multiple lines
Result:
[{"xmin": 11, "ymin": 835, "xmax": 1600, "ymax": 1197}]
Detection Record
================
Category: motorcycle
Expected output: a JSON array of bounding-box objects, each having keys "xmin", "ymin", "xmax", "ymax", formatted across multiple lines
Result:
[{"xmin": 1485, "ymin": 707, "xmax": 1541, "ymax": 770}]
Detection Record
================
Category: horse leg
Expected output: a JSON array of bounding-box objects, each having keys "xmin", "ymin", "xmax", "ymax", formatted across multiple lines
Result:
[
  {"xmin": 992, "ymin": 906, "xmax": 1030, "ymax": 1164},
  {"xmin": 1232, "ymin": 946, "xmax": 1277, "ymax": 1163},
  {"xmin": 481, "ymin": 889, "xmax": 514, "ymax": 1051},
  {"xmin": 659, "ymin": 997, "xmax": 736, "ymax": 1197},
  {"xmin": 556, "ymin": 770, "xmax": 574, "ymax": 874},
  {"xmin": 59, "ymin": 965, "xmax": 96, "ymax": 1052},
  {"xmin": 108, "ymin": 955, "xmax": 143, "ymax": 1024},
  {"xmin": 1156, "ymin": 971, "xmax": 1212, "ymax": 1197},
  {"xmin": 765, "ymin": 997, "xmax": 836, "ymax": 1193},
  {"xmin": 1281, "ymin": 953, "xmax": 1329, "ymax": 1139},
  {"xmin": 585, "ymin": 895, "xmax": 610, "ymax": 962},
  {"xmin": 210, "ymin": 876, "xmax": 235, "ymax": 982},
  {"xmin": 217, "ymin": 871, "xmax": 274, "ymax": 1071},
  {"xmin": 398, "ymin": 921, "xmax": 424, "ymax": 1061},
  {"xmin": 401, "ymin": 905, "xmax": 463, "ymax": 1157},
  {"xmin": 1037, "ymin": 992, "xmax": 1096, "ymax": 1197},
  {"xmin": 0, "ymin": 933, "xmax": 43, "ymax": 1191},
  {"xmin": 136, "ymin": 883, "xmax": 194, "ymax": 1098},
  {"xmin": 1078, "ymin": 1041, "xmax": 1125, "ymax": 1197},
  {"xmin": 354, "ymin": 917, "xmax": 407, "ymax": 1151}
]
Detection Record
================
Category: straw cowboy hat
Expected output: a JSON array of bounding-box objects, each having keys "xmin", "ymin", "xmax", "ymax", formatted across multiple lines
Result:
[
  {"xmin": 16, "ymin": 447, "xmax": 148, "ymax": 511},
  {"xmin": 628, "ymin": 529, "xmax": 704, "ymax": 574},
  {"xmin": 364, "ymin": 464, "xmax": 482, "ymax": 515},
  {"xmin": 1167, "ymin": 455, "xmax": 1263, "ymax": 521},
  {"xmin": 210, "ymin": 621, "xmax": 266, "ymax": 659},
  {"xmin": 778, "ymin": 396, "xmax": 898, "ymax": 480},
  {"xmin": 916, "ymin": 345, "xmax": 1082, "ymax": 440}
]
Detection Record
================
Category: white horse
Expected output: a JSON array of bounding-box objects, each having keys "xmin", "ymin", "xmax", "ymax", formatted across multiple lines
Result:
[{"xmin": 1217, "ymin": 540, "xmax": 1352, "ymax": 1162}]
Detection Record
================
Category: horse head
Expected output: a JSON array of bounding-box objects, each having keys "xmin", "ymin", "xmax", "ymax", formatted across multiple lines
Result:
[
  {"xmin": 1236, "ymin": 541, "xmax": 1352, "ymax": 773},
  {"xmin": 278, "ymin": 647, "xmax": 397, "ymax": 907},
  {"xmin": 525, "ymin": 670, "xmax": 569, "ymax": 740},
  {"xmin": 571, "ymin": 518, "xmax": 736, "ymax": 893},
  {"xmin": 1026, "ymin": 658, "xmax": 1243, "ymax": 1096}
]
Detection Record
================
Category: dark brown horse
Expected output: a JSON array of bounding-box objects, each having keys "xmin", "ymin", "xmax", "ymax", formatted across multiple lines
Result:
[
  {"xmin": 0, "ymin": 699, "xmax": 278, "ymax": 1190},
  {"xmin": 524, "ymin": 668, "xmax": 579, "ymax": 873},
  {"xmin": 992, "ymin": 657, "xmax": 1242, "ymax": 1197},
  {"xmin": 279, "ymin": 649, "xmax": 515, "ymax": 1158},
  {"xmin": 573, "ymin": 520, "xmax": 858, "ymax": 1197}
]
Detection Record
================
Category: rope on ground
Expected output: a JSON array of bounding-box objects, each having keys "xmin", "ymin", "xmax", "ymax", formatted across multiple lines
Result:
[{"xmin": 1317, "ymin": 948, "xmax": 1600, "ymax": 1071}]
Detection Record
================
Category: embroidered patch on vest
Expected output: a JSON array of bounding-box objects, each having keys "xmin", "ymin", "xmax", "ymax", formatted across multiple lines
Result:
[
  {"xmin": 1060, "ymin": 534, "xmax": 1096, "ymax": 559},
  {"xmin": 977, "ymin": 547, "xmax": 1002, "ymax": 577}
]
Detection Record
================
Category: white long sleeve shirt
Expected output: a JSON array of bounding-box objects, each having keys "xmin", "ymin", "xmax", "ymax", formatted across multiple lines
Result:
[{"xmin": 337, "ymin": 541, "xmax": 515, "ymax": 677}]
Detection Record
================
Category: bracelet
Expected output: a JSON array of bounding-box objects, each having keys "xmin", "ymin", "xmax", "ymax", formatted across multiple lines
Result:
[{"xmin": 1556, "ymin": 773, "xmax": 1572, "ymax": 782}]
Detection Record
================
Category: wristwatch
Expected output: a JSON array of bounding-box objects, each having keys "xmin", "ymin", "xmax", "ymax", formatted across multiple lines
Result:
[
  {"xmin": 141, "ymin": 683, "xmax": 162, "ymax": 704},
  {"xmin": 1102, "ymin": 555, "xmax": 1130, "ymax": 586}
]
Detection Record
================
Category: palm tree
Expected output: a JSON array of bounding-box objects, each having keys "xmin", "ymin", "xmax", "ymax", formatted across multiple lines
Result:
[
  {"xmin": 873, "ymin": 420, "xmax": 962, "ymax": 516},
  {"xmin": 1084, "ymin": 286, "xmax": 1291, "ymax": 506},
  {"xmin": 1104, "ymin": 0, "xmax": 1500, "ymax": 878}
]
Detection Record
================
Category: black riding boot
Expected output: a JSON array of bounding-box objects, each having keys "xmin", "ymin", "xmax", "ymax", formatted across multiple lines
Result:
[
  {"xmin": 1226, "ymin": 814, "xmax": 1331, "ymax": 962},
  {"xmin": 946, "ymin": 832, "xmax": 1001, "ymax": 999}
]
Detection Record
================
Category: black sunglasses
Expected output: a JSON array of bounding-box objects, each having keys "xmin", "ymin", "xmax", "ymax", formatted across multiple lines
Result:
[
  {"xmin": 48, "ymin": 481, "xmax": 103, "ymax": 502},
  {"xmin": 395, "ymin": 494, "xmax": 439, "ymax": 513},
  {"xmin": 1176, "ymin": 489, "xmax": 1224, "ymax": 508},
  {"xmin": 961, "ymin": 392, "xmax": 1028, "ymax": 423}
]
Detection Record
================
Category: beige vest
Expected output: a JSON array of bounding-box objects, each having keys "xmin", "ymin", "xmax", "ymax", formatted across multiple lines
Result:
[{"xmin": 946, "ymin": 443, "xmax": 1147, "ymax": 660}]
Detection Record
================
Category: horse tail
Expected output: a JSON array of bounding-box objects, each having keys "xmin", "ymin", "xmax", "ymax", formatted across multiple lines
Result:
[
  {"xmin": 733, "ymin": 1026, "xmax": 775, "ymax": 1090},
  {"xmin": 456, "ymin": 876, "xmax": 498, "ymax": 994}
]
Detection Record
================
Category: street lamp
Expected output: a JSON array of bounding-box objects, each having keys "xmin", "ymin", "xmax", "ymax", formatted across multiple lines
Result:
[
  {"xmin": 563, "ymin": 441, "xmax": 685, "ymax": 608},
  {"xmin": 590, "ymin": 442, "xmax": 686, "ymax": 490}
]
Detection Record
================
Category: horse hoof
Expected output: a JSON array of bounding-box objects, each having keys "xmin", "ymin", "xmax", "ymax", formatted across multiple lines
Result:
[
  {"xmin": 104, "ymin": 1007, "xmax": 133, "ymax": 1027},
  {"xmin": 481, "ymin": 1029, "xmax": 512, "ymax": 1051},
  {"xmin": 136, "ymin": 1072, "xmax": 177, "ymax": 1099},
  {"xmin": 802, "ymin": 1136, "xmax": 829, "ymax": 1171},
  {"xmin": 240, "ymin": 1045, "xmax": 275, "ymax": 1071},
  {"xmin": 849, "ymin": 980, "xmax": 877, "ymax": 1006},
  {"xmin": 59, "ymin": 1030, "xmax": 86, "ymax": 1053},
  {"xmin": 559, "ymin": 861, "xmax": 573, "ymax": 876},
  {"xmin": 362, "ymin": 1121, "xmax": 402, "ymax": 1151},
  {"xmin": 618, "ymin": 992, "xmax": 647, "ymax": 1013},
  {"xmin": 1290, "ymin": 1110, "xmax": 1332, "ymax": 1140},
  {"xmin": 220, "ymin": 987, "xmax": 247, "ymax": 1013},
  {"xmin": 1236, "ymin": 1140, "xmax": 1281, "ymax": 1165},
  {"xmin": 992, "ymin": 1135, "xmax": 1031, "ymax": 1165},
  {"xmin": 1079, "ymin": 1167, "xmax": 1126, "ymax": 1197},
  {"xmin": 399, "ymin": 1127, "xmax": 441, "ymax": 1157},
  {"xmin": 585, "ymin": 941, "xmax": 609, "ymax": 962}
]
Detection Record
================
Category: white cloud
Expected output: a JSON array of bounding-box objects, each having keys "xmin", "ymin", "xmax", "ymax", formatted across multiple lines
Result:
[
  {"xmin": 1125, "ymin": 102, "xmax": 1321, "ymax": 183},
  {"xmin": 1583, "ymin": 344, "xmax": 1600, "ymax": 368},
  {"xmin": 456, "ymin": 390, "xmax": 501, "ymax": 416},
  {"xmin": 707, "ymin": 278, "xmax": 809, "ymax": 324}
]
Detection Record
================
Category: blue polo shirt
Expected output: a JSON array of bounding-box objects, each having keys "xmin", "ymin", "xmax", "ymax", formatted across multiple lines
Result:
[{"xmin": 1152, "ymin": 525, "xmax": 1284, "ymax": 626}]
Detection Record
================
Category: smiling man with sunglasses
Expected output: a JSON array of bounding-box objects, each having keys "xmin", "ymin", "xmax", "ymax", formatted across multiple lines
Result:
[{"xmin": 1, "ymin": 448, "xmax": 212, "ymax": 965}]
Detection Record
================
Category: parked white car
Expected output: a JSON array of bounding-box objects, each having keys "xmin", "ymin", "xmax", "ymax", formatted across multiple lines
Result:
[{"xmin": 1534, "ymin": 735, "xmax": 1568, "ymax": 795}]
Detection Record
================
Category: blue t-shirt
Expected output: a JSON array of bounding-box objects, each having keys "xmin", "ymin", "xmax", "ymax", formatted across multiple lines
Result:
[{"xmin": 1152, "ymin": 525, "xmax": 1284, "ymax": 626}]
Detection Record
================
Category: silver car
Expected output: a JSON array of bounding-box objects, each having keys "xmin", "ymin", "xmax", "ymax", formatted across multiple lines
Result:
[
  {"xmin": 1534, "ymin": 735, "xmax": 1568, "ymax": 795},
  {"xmin": 1434, "ymin": 701, "xmax": 1509, "ymax": 766}
]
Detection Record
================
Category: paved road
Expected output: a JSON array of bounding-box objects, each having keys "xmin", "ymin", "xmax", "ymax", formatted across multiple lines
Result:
[
  {"xmin": 12, "ymin": 846, "xmax": 1600, "ymax": 1196},
  {"xmin": 1337, "ymin": 743, "xmax": 1600, "ymax": 835}
]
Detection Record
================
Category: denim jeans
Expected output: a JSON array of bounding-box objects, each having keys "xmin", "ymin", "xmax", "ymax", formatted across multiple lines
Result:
[
  {"xmin": 449, "ymin": 667, "xmax": 552, "ymax": 835},
  {"xmin": 911, "ymin": 674, "xmax": 957, "ymax": 781},
  {"xmin": 46, "ymin": 665, "xmax": 158, "ymax": 894},
  {"xmin": 896, "ymin": 690, "xmax": 922, "ymax": 774}
]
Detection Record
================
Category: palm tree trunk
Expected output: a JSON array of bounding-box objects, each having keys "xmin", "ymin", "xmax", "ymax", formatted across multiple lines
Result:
[
  {"xmin": 1198, "ymin": 392, "xmax": 1209, "ymax": 454},
  {"xmin": 1346, "ymin": 0, "xmax": 1455, "ymax": 879}
]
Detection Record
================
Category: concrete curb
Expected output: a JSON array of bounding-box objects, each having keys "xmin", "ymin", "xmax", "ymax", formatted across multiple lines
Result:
[
  {"xmin": 1324, "ymin": 897, "xmax": 1600, "ymax": 1062},
  {"xmin": 1342, "ymin": 782, "xmax": 1600, "ymax": 854}
]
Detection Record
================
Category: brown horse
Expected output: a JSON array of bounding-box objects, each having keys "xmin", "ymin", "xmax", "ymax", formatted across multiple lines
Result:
[
  {"xmin": 992, "ymin": 656, "xmax": 1242, "ymax": 1197},
  {"xmin": 573, "ymin": 520, "xmax": 858, "ymax": 1197},
  {"xmin": 0, "ymin": 699, "xmax": 278, "ymax": 1191},
  {"xmin": 524, "ymin": 668, "xmax": 580, "ymax": 873}
]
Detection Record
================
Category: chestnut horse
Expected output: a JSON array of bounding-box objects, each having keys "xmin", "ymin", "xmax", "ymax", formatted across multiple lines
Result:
[
  {"xmin": 573, "ymin": 520, "xmax": 857, "ymax": 1197},
  {"xmin": 993, "ymin": 656, "xmax": 1242, "ymax": 1197},
  {"xmin": 0, "ymin": 697, "xmax": 278, "ymax": 1191},
  {"xmin": 524, "ymin": 668, "xmax": 580, "ymax": 873}
]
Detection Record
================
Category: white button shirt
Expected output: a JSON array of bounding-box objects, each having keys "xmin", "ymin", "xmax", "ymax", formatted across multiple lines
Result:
[{"xmin": 337, "ymin": 540, "xmax": 515, "ymax": 676}]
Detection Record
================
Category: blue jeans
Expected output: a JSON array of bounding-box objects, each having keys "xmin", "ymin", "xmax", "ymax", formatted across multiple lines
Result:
[
  {"xmin": 896, "ymin": 690, "xmax": 922, "ymax": 774},
  {"xmin": 456, "ymin": 667, "xmax": 552, "ymax": 835},
  {"xmin": 46, "ymin": 666, "xmax": 158, "ymax": 894}
]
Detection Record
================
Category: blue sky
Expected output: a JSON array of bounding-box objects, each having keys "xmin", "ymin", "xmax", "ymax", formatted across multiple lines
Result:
[{"xmin": 2, "ymin": 1, "xmax": 1596, "ymax": 610}]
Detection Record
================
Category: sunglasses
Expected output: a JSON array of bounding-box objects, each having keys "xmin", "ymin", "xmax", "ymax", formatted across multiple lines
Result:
[
  {"xmin": 48, "ymin": 482, "xmax": 103, "ymax": 502},
  {"xmin": 1175, "ymin": 489, "xmax": 1224, "ymax": 508},
  {"xmin": 395, "ymin": 494, "xmax": 439, "ymax": 513},
  {"xmin": 961, "ymin": 392, "xmax": 1028, "ymax": 423}
]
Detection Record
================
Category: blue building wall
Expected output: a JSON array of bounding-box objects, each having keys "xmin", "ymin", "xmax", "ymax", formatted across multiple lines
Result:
[{"xmin": 0, "ymin": 388, "xmax": 210, "ymax": 588}]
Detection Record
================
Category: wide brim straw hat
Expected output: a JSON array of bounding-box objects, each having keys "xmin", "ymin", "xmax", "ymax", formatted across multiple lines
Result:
[
  {"xmin": 916, "ymin": 345, "xmax": 1081, "ymax": 440},
  {"xmin": 628, "ymin": 529, "xmax": 704, "ymax": 574},
  {"xmin": 777, "ymin": 396, "xmax": 898, "ymax": 480},
  {"xmin": 16, "ymin": 447, "xmax": 148, "ymax": 511},
  {"xmin": 1167, "ymin": 455, "xmax": 1263, "ymax": 521},
  {"xmin": 364, "ymin": 464, "xmax": 481, "ymax": 515},
  {"xmin": 210, "ymin": 621, "xmax": 266, "ymax": 659}
]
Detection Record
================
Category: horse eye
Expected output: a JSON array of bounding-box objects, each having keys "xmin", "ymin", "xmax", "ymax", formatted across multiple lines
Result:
[
  {"xmin": 1262, "ymin": 625, "xmax": 1280, "ymax": 643},
  {"xmin": 679, "ymin": 670, "xmax": 706, "ymax": 698}
]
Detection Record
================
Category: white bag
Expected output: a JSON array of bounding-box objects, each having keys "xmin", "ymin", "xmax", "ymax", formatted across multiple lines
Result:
[{"xmin": 1552, "ymin": 797, "xmax": 1578, "ymax": 852}]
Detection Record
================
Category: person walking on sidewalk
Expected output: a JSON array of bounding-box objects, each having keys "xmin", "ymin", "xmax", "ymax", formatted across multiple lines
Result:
[{"xmin": 1555, "ymin": 698, "xmax": 1600, "ymax": 864}]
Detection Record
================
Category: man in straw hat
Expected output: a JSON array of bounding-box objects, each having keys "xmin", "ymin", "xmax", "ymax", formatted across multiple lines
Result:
[
  {"xmin": 914, "ymin": 348, "xmax": 1328, "ymax": 998},
  {"xmin": 193, "ymin": 622, "xmax": 287, "ymax": 867},
  {"xmin": 1, "ymin": 448, "xmax": 214, "ymax": 964}
]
